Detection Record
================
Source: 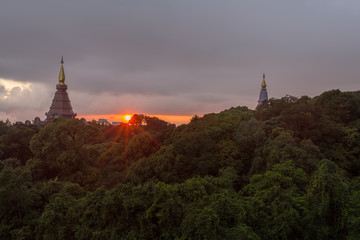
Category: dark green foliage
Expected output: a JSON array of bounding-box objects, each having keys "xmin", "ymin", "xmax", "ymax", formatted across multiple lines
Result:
[
  {"xmin": 260, "ymin": 128, "xmax": 321, "ymax": 174},
  {"xmin": 0, "ymin": 122, "xmax": 37, "ymax": 165},
  {"xmin": 0, "ymin": 162, "xmax": 39, "ymax": 239},
  {"xmin": 348, "ymin": 177, "xmax": 360, "ymax": 239},
  {"xmin": 126, "ymin": 107, "xmax": 255, "ymax": 185},
  {"xmin": 312, "ymin": 90, "xmax": 360, "ymax": 124},
  {"xmin": 36, "ymin": 192, "xmax": 78, "ymax": 239},
  {"xmin": 27, "ymin": 117, "xmax": 103, "ymax": 184},
  {"xmin": 243, "ymin": 161, "xmax": 308, "ymax": 239},
  {"xmin": 1, "ymin": 90, "xmax": 360, "ymax": 239},
  {"xmin": 305, "ymin": 160, "xmax": 349, "ymax": 239}
]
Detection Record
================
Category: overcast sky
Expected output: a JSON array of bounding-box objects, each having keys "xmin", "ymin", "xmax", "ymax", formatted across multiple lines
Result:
[{"xmin": 1, "ymin": 0, "xmax": 360, "ymax": 123}]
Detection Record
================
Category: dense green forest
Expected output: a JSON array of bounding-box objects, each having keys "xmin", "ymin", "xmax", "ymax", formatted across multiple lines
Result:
[{"xmin": 1, "ymin": 89, "xmax": 360, "ymax": 239}]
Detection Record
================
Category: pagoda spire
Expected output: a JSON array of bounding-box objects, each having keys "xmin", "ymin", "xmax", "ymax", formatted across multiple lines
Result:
[
  {"xmin": 261, "ymin": 73, "xmax": 266, "ymax": 88},
  {"xmin": 58, "ymin": 56, "xmax": 65, "ymax": 86}
]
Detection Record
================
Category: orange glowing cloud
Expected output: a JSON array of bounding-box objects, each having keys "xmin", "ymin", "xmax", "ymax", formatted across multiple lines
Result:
[{"xmin": 77, "ymin": 114, "xmax": 193, "ymax": 125}]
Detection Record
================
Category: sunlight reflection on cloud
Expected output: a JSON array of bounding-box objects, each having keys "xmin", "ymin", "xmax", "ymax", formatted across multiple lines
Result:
[
  {"xmin": 0, "ymin": 78, "xmax": 51, "ymax": 121},
  {"xmin": 0, "ymin": 78, "xmax": 32, "ymax": 99}
]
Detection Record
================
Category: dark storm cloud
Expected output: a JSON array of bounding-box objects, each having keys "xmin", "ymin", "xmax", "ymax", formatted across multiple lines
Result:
[{"xmin": 1, "ymin": 0, "xmax": 360, "ymax": 119}]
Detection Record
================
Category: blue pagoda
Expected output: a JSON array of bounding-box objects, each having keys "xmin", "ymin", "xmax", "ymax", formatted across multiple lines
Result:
[{"xmin": 258, "ymin": 73, "xmax": 268, "ymax": 106}]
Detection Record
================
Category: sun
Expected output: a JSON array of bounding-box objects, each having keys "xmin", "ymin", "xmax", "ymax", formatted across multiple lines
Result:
[{"xmin": 125, "ymin": 115, "xmax": 132, "ymax": 121}]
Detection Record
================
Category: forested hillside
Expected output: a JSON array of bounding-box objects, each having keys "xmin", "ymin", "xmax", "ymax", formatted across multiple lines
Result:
[{"xmin": 1, "ymin": 89, "xmax": 360, "ymax": 239}]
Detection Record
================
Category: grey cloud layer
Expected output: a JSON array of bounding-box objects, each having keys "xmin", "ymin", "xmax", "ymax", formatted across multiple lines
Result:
[{"xmin": 1, "ymin": 0, "xmax": 360, "ymax": 120}]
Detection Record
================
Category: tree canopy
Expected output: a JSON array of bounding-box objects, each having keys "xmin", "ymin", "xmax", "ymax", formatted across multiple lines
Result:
[{"xmin": 0, "ymin": 89, "xmax": 360, "ymax": 239}]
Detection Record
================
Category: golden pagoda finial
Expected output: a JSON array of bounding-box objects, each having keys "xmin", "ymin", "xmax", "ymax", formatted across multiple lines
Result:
[
  {"xmin": 261, "ymin": 73, "xmax": 266, "ymax": 88},
  {"xmin": 58, "ymin": 56, "xmax": 65, "ymax": 85}
]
